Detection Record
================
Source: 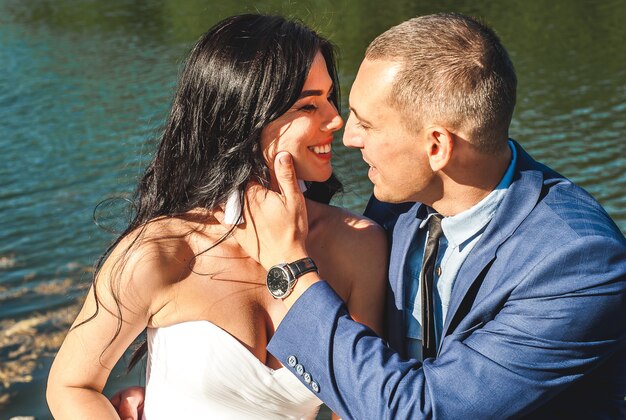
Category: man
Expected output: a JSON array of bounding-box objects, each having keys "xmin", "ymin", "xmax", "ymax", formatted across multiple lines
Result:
[
  {"xmin": 230, "ymin": 13, "xmax": 626, "ymax": 418},
  {"xmin": 114, "ymin": 13, "xmax": 626, "ymax": 418}
]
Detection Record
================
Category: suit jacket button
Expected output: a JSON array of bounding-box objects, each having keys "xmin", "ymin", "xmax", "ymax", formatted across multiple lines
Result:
[
  {"xmin": 287, "ymin": 355, "xmax": 297, "ymax": 367},
  {"xmin": 311, "ymin": 381, "xmax": 320, "ymax": 393},
  {"xmin": 295, "ymin": 364, "xmax": 304, "ymax": 376},
  {"xmin": 303, "ymin": 372, "xmax": 312, "ymax": 384}
]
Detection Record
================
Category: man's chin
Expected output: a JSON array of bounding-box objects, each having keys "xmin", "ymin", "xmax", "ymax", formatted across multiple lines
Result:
[{"xmin": 373, "ymin": 186, "xmax": 404, "ymax": 204}]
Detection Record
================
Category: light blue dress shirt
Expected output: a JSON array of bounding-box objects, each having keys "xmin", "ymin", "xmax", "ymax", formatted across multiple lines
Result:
[{"xmin": 404, "ymin": 141, "xmax": 517, "ymax": 360}]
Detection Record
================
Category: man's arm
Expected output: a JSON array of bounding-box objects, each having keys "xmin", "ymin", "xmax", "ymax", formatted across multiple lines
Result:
[
  {"xmin": 220, "ymin": 152, "xmax": 626, "ymax": 418},
  {"xmin": 268, "ymin": 237, "xmax": 626, "ymax": 419}
]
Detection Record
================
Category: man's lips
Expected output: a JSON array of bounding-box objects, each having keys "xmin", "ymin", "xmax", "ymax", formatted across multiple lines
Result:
[
  {"xmin": 362, "ymin": 154, "xmax": 375, "ymax": 169},
  {"xmin": 362, "ymin": 154, "xmax": 378, "ymax": 179}
]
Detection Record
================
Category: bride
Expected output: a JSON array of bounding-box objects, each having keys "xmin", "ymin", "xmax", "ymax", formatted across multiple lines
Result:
[{"xmin": 46, "ymin": 13, "xmax": 387, "ymax": 419}]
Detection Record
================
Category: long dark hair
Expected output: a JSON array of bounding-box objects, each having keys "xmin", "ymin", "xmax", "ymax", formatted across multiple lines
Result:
[{"xmin": 81, "ymin": 14, "xmax": 343, "ymax": 369}]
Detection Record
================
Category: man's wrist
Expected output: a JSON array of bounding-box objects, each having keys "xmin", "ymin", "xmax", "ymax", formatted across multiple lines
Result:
[
  {"xmin": 283, "ymin": 271, "xmax": 321, "ymax": 308},
  {"xmin": 266, "ymin": 253, "xmax": 317, "ymax": 300}
]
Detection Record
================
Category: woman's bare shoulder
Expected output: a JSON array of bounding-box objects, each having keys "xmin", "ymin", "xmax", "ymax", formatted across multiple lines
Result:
[
  {"xmin": 310, "ymin": 202, "xmax": 388, "ymax": 336},
  {"xmin": 99, "ymin": 217, "xmax": 198, "ymax": 294},
  {"xmin": 309, "ymin": 202, "xmax": 388, "ymax": 267},
  {"xmin": 317, "ymin": 202, "xmax": 386, "ymax": 243}
]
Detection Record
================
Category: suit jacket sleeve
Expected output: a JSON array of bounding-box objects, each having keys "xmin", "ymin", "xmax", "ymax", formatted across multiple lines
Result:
[{"xmin": 267, "ymin": 235, "xmax": 626, "ymax": 419}]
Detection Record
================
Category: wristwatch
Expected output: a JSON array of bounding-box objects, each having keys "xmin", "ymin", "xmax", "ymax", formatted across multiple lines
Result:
[{"xmin": 266, "ymin": 257, "xmax": 318, "ymax": 299}]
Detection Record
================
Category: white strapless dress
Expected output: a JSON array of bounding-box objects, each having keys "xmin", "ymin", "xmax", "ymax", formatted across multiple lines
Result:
[{"xmin": 141, "ymin": 320, "xmax": 322, "ymax": 419}]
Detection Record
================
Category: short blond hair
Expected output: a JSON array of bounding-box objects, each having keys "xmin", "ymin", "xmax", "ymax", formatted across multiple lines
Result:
[{"xmin": 366, "ymin": 13, "xmax": 516, "ymax": 154}]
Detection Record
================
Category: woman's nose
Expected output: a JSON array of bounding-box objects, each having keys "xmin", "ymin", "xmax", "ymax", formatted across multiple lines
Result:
[{"xmin": 322, "ymin": 107, "xmax": 344, "ymax": 132}]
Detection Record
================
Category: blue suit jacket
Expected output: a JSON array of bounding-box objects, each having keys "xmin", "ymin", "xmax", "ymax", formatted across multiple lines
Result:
[{"xmin": 268, "ymin": 141, "xmax": 626, "ymax": 419}]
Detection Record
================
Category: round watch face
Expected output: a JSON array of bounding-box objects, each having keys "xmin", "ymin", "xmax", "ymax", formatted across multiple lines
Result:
[{"xmin": 267, "ymin": 266, "xmax": 290, "ymax": 297}]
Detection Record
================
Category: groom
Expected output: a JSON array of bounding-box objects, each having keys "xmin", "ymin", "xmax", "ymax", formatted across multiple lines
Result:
[
  {"xmin": 230, "ymin": 13, "xmax": 626, "ymax": 419},
  {"xmin": 115, "ymin": 12, "xmax": 626, "ymax": 419}
]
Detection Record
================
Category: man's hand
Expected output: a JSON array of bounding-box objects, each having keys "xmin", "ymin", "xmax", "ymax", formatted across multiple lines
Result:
[
  {"xmin": 216, "ymin": 152, "xmax": 310, "ymax": 269},
  {"xmin": 109, "ymin": 386, "xmax": 145, "ymax": 420}
]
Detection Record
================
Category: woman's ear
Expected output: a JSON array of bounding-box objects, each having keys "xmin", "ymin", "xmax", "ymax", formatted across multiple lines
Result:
[{"xmin": 426, "ymin": 127, "xmax": 453, "ymax": 172}]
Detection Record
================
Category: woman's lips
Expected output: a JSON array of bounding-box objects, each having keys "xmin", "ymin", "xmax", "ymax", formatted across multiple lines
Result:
[{"xmin": 307, "ymin": 143, "xmax": 332, "ymax": 154}]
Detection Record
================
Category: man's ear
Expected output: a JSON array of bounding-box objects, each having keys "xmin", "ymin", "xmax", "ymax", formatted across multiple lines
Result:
[{"xmin": 426, "ymin": 127, "xmax": 453, "ymax": 171}]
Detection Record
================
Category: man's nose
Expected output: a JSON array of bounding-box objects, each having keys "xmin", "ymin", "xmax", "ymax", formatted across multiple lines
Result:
[{"xmin": 342, "ymin": 114, "xmax": 363, "ymax": 148}]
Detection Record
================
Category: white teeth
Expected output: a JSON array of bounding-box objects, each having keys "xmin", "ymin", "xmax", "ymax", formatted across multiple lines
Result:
[{"xmin": 309, "ymin": 144, "xmax": 331, "ymax": 154}]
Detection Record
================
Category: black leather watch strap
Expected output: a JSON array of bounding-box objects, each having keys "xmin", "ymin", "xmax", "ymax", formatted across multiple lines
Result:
[{"xmin": 286, "ymin": 257, "xmax": 317, "ymax": 279}]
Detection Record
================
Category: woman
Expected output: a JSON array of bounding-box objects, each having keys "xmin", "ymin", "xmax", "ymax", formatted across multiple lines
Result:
[{"xmin": 47, "ymin": 14, "xmax": 386, "ymax": 419}]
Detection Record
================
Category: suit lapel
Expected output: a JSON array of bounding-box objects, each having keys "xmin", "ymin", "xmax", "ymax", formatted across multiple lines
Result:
[
  {"xmin": 385, "ymin": 203, "xmax": 425, "ymax": 353},
  {"xmin": 363, "ymin": 197, "xmax": 419, "ymax": 307},
  {"xmin": 389, "ymin": 204, "xmax": 423, "ymax": 307},
  {"xmin": 441, "ymin": 142, "xmax": 545, "ymax": 338},
  {"xmin": 363, "ymin": 197, "xmax": 419, "ymax": 354}
]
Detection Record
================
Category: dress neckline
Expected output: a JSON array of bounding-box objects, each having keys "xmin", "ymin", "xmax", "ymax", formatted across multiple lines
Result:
[{"xmin": 150, "ymin": 319, "xmax": 287, "ymax": 374}]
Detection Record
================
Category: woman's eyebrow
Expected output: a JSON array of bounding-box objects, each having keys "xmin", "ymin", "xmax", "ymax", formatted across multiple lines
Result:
[
  {"xmin": 298, "ymin": 90, "xmax": 323, "ymax": 99},
  {"xmin": 298, "ymin": 85, "xmax": 334, "ymax": 99}
]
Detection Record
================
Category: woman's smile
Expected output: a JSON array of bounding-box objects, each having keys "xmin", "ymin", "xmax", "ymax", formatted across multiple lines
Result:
[{"xmin": 307, "ymin": 139, "xmax": 333, "ymax": 161}]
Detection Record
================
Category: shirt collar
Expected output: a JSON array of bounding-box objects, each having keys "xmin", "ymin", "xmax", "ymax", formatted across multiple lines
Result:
[{"xmin": 419, "ymin": 141, "xmax": 517, "ymax": 248}]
